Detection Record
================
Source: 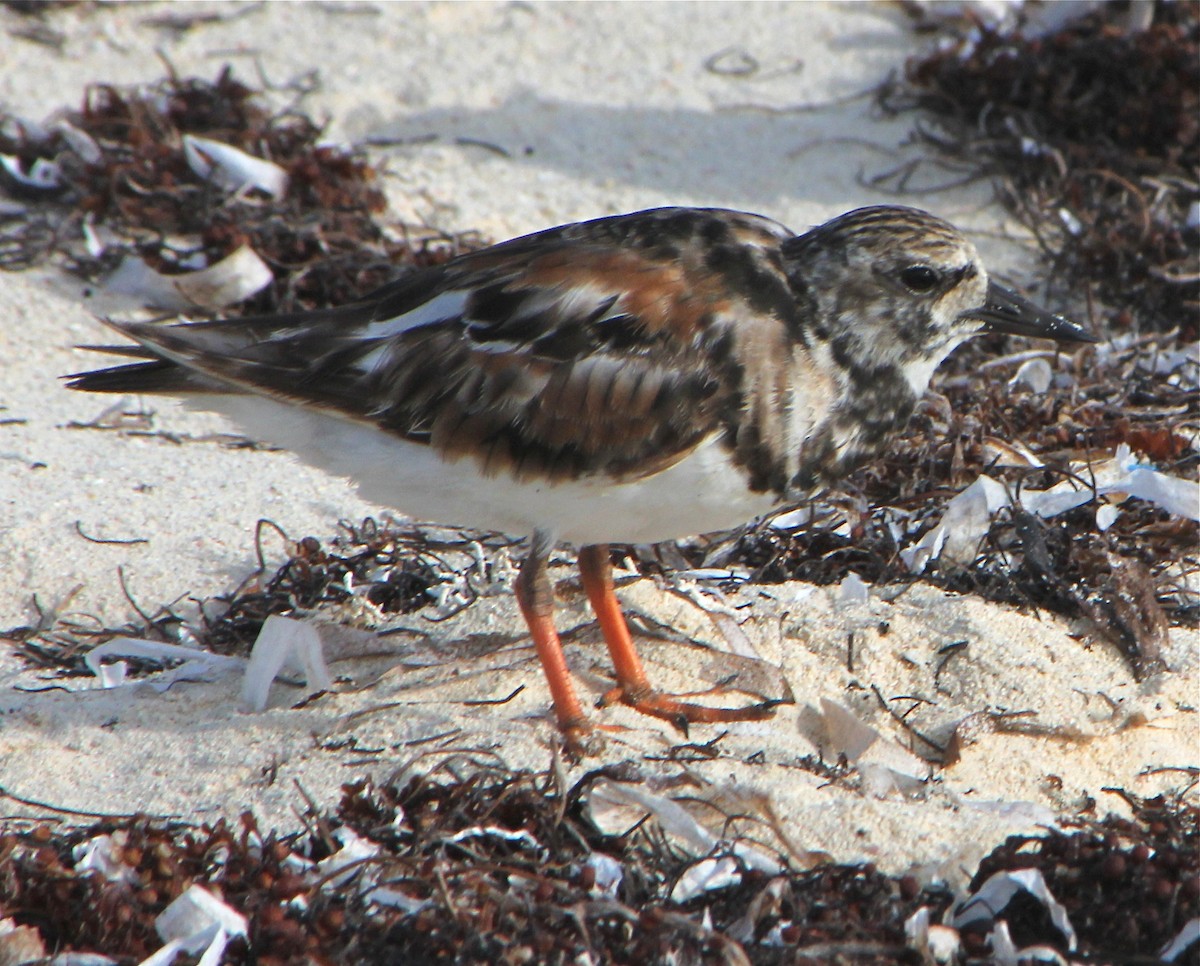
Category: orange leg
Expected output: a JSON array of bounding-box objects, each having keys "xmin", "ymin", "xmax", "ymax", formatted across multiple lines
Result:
[
  {"xmin": 577, "ymin": 544, "xmax": 779, "ymax": 732},
  {"xmin": 515, "ymin": 531, "xmax": 589, "ymax": 738}
]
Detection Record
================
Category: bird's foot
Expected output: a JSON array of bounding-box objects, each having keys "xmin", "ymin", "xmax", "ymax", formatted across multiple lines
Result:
[
  {"xmin": 598, "ymin": 684, "xmax": 782, "ymax": 735},
  {"xmin": 553, "ymin": 714, "xmax": 612, "ymax": 759}
]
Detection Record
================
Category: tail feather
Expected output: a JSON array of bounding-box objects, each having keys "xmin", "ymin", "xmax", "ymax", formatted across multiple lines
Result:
[{"xmin": 64, "ymin": 358, "xmax": 223, "ymax": 394}]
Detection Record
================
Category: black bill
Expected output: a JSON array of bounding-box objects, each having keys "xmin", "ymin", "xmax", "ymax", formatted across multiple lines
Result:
[{"xmin": 968, "ymin": 281, "xmax": 1099, "ymax": 343}]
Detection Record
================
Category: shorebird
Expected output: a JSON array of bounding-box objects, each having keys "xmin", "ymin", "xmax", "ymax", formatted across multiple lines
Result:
[{"xmin": 68, "ymin": 205, "xmax": 1095, "ymax": 742}]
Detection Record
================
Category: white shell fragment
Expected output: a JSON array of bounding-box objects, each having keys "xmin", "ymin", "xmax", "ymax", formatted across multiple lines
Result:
[
  {"xmin": 1021, "ymin": 444, "xmax": 1200, "ymax": 522},
  {"xmin": 0, "ymin": 918, "xmax": 49, "ymax": 964},
  {"xmin": 104, "ymin": 244, "xmax": 274, "ymax": 311},
  {"xmin": 1057, "ymin": 207, "xmax": 1083, "ymax": 237},
  {"xmin": 837, "ymin": 571, "xmax": 870, "ymax": 606},
  {"xmin": 183, "ymin": 134, "xmax": 289, "ymax": 198},
  {"xmin": 150, "ymin": 885, "xmax": 247, "ymax": 966},
  {"xmin": 904, "ymin": 906, "xmax": 963, "ymax": 965},
  {"xmin": 902, "ymin": 475, "xmax": 1010, "ymax": 573},
  {"xmin": 84, "ymin": 638, "xmax": 244, "ymax": 692},
  {"xmin": 820, "ymin": 698, "xmax": 928, "ymax": 798},
  {"xmin": 1008, "ymin": 357, "xmax": 1053, "ymax": 394},
  {"xmin": 588, "ymin": 780, "xmax": 781, "ymax": 882},
  {"xmin": 72, "ymin": 834, "xmax": 140, "ymax": 884},
  {"xmin": 906, "ymin": 868, "xmax": 1082, "ymax": 964},
  {"xmin": 902, "ymin": 444, "xmax": 1200, "ymax": 572},
  {"xmin": 953, "ymin": 868, "xmax": 1077, "ymax": 951},
  {"xmin": 0, "ymin": 154, "xmax": 61, "ymax": 191},
  {"xmin": 83, "ymin": 617, "xmax": 331, "ymax": 713},
  {"xmin": 1162, "ymin": 917, "xmax": 1200, "ymax": 962},
  {"xmin": 584, "ymin": 853, "xmax": 625, "ymax": 897},
  {"xmin": 240, "ymin": 615, "xmax": 333, "ymax": 712},
  {"xmin": 54, "ymin": 119, "xmax": 103, "ymax": 165},
  {"xmin": 1095, "ymin": 503, "xmax": 1121, "ymax": 531},
  {"xmin": 365, "ymin": 886, "xmax": 430, "ymax": 914},
  {"xmin": 670, "ymin": 856, "xmax": 743, "ymax": 903},
  {"xmin": 981, "ymin": 435, "xmax": 1045, "ymax": 468},
  {"xmin": 447, "ymin": 825, "xmax": 542, "ymax": 852},
  {"xmin": 316, "ymin": 828, "xmax": 381, "ymax": 889}
]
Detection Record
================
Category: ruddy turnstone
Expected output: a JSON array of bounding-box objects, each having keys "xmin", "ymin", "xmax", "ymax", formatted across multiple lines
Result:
[{"xmin": 68, "ymin": 205, "xmax": 1095, "ymax": 740}]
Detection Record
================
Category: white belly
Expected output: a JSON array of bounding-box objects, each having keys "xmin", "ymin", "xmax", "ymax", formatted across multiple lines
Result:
[{"xmin": 192, "ymin": 394, "xmax": 781, "ymax": 545}]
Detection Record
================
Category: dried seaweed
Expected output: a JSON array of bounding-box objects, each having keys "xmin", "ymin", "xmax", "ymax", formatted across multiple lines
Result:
[
  {"xmin": 0, "ymin": 772, "xmax": 1192, "ymax": 964},
  {"xmin": 6, "ymin": 517, "xmax": 518, "ymax": 673},
  {"xmin": 0, "ymin": 67, "xmax": 484, "ymax": 313},
  {"xmin": 879, "ymin": 1, "xmax": 1199, "ymax": 334},
  {"xmin": 200, "ymin": 518, "xmax": 513, "ymax": 656},
  {"xmin": 968, "ymin": 791, "xmax": 1200, "ymax": 960}
]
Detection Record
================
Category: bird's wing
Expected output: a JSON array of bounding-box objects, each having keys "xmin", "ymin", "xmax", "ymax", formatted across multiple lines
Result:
[{"xmin": 68, "ymin": 208, "xmax": 800, "ymax": 484}]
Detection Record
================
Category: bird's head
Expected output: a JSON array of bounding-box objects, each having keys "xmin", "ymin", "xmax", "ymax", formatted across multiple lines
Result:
[{"xmin": 782, "ymin": 205, "xmax": 1095, "ymax": 397}]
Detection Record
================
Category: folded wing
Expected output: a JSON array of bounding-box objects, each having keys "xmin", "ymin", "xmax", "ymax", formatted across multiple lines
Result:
[{"xmin": 68, "ymin": 208, "xmax": 799, "ymax": 484}]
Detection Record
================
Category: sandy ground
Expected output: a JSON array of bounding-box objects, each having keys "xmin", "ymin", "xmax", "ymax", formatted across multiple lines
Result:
[{"xmin": 0, "ymin": 1, "xmax": 1195, "ymax": 884}]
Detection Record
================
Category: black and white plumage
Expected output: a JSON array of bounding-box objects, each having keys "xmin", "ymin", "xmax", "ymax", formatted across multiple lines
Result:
[{"xmin": 68, "ymin": 205, "xmax": 1095, "ymax": 741}]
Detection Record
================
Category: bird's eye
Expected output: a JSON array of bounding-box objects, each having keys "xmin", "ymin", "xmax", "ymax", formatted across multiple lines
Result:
[{"xmin": 899, "ymin": 265, "xmax": 940, "ymax": 294}]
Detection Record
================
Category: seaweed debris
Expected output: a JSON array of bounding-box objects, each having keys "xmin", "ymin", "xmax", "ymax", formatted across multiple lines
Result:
[
  {"xmin": 880, "ymin": 1, "xmax": 1199, "ymax": 334},
  {"xmin": 7, "ymin": 517, "xmax": 517, "ymax": 673},
  {"xmin": 0, "ymin": 67, "xmax": 483, "ymax": 313},
  {"xmin": 0, "ymin": 772, "xmax": 1191, "ymax": 964}
]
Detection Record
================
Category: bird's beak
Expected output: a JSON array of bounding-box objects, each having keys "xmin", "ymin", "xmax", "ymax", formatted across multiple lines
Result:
[{"xmin": 967, "ymin": 281, "xmax": 1099, "ymax": 343}]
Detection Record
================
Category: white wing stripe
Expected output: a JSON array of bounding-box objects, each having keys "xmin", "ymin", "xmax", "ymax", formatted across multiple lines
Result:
[{"xmin": 359, "ymin": 289, "xmax": 470, "ymax": 340}]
